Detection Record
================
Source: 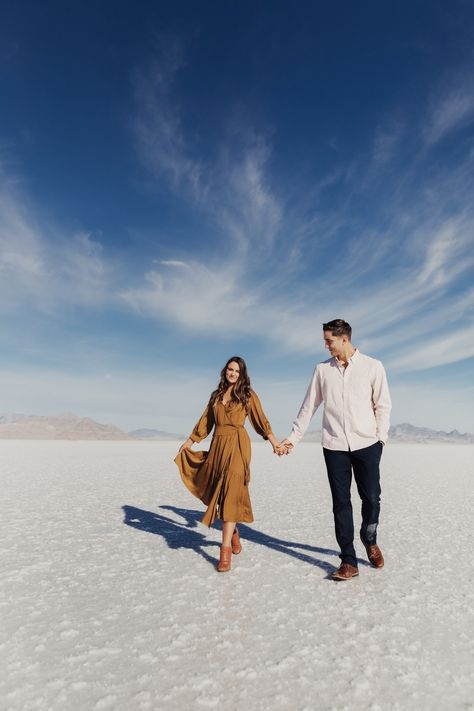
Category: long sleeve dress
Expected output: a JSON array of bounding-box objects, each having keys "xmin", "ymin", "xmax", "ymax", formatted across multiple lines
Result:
[{"xmin": 174, "ymin": 390, "xmax": 273, "ymax": 527}]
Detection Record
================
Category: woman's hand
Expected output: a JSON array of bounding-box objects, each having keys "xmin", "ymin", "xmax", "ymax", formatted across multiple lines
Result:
[
  {"xmin": 178, "ymin": 438, "xmax": 194, "ymax": 454},
  {"xmin": 268, "ymin": 434, "xmax": 285, "ymax": 456}
]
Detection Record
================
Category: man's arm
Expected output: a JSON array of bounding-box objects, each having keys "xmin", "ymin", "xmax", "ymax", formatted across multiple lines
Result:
[
  {"xmin": 282, "ymin": 366, "xmax": 323, "ymax": 451},
  {"xmin": 372, "ymin": 362, "xmax": 391, "ymax": 444}
]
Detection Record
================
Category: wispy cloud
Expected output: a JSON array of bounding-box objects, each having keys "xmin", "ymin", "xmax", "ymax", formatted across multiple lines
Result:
[
  {"xmin": 131, "ymin": 37, "xmax": 205, "ymax": 201},
  {"xmin": 122, "ymin": 260, "xmax": 244, "ymax": 331},
  {"xmin": 132, "ymin": 45, "xmax": 283, "ymax": 258},
  {"xmin": 416, "ymin": 216, "xmax": 473, "ymax": 287},
  {"xmin": 216, "ymin": 134, "xmax": 283, "ymax": 253},
  {"xmin": 424, "ymin": 87, "xmax": 474, "ymax": 146},
  {"xmin": 0, "ymin": 166, "xmax": 111, "ymax": 312},
  {"xmin": 342, "ymin": 201, "xmax": 474, "ymax": 369},
  {"xmin": 0, "ymin": 169, "xmax": 44, "ymax": 284},
  {"xmin": 159, "ymin": 259, "xmax": 190, "ymax": 268}
]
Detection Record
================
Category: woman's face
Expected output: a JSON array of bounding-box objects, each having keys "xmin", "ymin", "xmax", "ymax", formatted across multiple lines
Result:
[{"xmin": 225, "ymin": 361, "xmax": 240, "ymax": 385}]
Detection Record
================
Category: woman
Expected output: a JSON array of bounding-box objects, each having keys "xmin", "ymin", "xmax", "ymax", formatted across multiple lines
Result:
[{"xmin": 175, "ymin": 356, "xmax": 282, "ymax": 573}]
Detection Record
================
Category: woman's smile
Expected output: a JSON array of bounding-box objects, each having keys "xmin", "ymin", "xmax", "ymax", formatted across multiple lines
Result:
[{"xmin": 226, "ymin": 362, "xmax": 240, "ymax": 383}]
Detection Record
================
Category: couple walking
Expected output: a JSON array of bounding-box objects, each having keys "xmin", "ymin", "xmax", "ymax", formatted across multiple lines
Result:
[{"xmin": 175, "ymin": 319, "xmax": 391, "ymax": 580}]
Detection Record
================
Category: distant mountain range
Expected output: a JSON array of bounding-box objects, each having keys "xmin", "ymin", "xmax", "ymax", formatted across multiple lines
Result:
[
  {"xmin": 0, "ymin": 413, "xmax": 134, "ymax": 440},
  {"xmin": 0, "ymin": 414, "xmax": 186, "ymax": 440},
  {"xmin": 388, "ymin": 422, "xmax": 474, "ymax": 444},
  {"xmin": 0, "ymin": 414, "xmax": 472, "ymax": 443},
  {"xmin": 303, "ymin": 422, "xmax": 474, "ymax": 444}
]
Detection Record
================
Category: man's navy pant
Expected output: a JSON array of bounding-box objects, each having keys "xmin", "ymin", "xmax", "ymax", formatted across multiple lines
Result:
[{"xmin": 323, "ymin": 441, "xmax": 383, "ymax": 567}]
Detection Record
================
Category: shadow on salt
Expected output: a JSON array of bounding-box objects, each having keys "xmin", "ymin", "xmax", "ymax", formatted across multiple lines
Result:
[{"xmin": 122, "ymin": 504, "xmax": 371, "ymax": 575}]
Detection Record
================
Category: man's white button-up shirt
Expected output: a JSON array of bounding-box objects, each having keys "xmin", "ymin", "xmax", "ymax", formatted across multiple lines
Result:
[{"xmin": 288, "ymin": 349, "xmax": 391, "ymax": 451}]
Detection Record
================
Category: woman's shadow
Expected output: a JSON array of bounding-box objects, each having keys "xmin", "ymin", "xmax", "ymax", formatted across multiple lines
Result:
[{"xmin": 122, "ymin": 504, "xmax": 367, "ymax": 576}]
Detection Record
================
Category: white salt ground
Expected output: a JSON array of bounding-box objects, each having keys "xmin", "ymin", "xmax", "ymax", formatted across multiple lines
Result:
[{"xmin": 1, "ymin": 440, "xmax": 473, "ymax": 711}]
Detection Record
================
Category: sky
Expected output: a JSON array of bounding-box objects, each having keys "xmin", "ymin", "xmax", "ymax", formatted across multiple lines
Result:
[{"xmin": 1, "ymin": 0, "xmax": 474, "ymax": 437}]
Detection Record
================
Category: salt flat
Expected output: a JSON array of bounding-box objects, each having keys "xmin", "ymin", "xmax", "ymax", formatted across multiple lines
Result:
[{"xmin": 1, "ymin": 440, "xmax": 473, "ymax": 711}]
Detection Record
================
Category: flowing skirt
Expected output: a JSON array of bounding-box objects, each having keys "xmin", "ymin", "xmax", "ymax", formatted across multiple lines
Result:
[{"xmin": 174, "ymin": 433, "xmax": 254, "ymax": 526}]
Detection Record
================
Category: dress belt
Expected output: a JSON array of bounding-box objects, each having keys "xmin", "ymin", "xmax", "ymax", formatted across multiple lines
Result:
[
  {"xmin": 214, "ymin": 425, "xmax": 244, "ymax": 436},
  {"xmin": 213, "ymin": 425, "xmax": 249, "ymax": 483}
]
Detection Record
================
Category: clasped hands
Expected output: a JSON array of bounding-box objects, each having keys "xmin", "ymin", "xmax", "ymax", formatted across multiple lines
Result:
[{"xmin": 273, "ymin": 439, "xmax": 293, "ymax": 456}]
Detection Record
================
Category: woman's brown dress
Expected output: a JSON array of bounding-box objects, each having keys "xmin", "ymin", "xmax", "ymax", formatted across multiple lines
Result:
[{"xmin": 174, "ymin": 390, "xmax": 273, "ymax": 527}]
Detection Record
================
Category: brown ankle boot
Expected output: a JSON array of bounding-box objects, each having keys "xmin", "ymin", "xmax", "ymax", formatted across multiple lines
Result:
[
  {"xmin": 231, "ymin": 528, "xmax": 242, "ymax": 555},
  {"xmin": 217, "ymin": 546, "xmax": 232, "ymax": 572}
]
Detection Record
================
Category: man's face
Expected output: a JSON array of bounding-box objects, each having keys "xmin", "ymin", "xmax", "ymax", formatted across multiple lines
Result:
[{"xmin": 324, "ymin": 330, "xmax": 347, "ymax": 358}]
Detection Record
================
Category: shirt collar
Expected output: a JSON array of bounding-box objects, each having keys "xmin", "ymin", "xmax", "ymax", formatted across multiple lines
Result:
[{"xmin": 335, "ymin": 347, "xmax": 359, "ymax": 368}]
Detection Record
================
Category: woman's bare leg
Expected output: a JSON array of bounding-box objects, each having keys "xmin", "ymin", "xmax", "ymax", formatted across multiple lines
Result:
[{"xmin": 222, "ymin": 521, "xmax": 236, "ymax": 547}]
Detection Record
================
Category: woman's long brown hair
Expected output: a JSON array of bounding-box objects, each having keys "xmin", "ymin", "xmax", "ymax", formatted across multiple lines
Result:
[{"xmin": 209, "ymin": 356, "xmax": 252, "ymax": 409}]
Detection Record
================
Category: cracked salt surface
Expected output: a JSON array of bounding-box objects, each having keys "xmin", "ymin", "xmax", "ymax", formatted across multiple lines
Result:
[{"xmin": 1, "ymin": 440, "xmax": 473, "ymax": 710}]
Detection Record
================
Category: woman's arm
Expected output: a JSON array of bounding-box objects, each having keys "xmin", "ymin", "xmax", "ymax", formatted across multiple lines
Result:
[
  {"xmin": 247, "ymin": 391, "xmax": 273, "ymax": 440},
  {"xmin": 176, "ymin": 402, "xmax": 215, "ymax": 455}
]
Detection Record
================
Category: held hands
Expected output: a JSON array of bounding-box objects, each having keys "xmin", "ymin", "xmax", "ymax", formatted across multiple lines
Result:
[
  {"xmin": 273, "ymin": 438, "xmax": 294, "ymax": 456},
  {"xmin": 269, "ymin": 434, "xmax": 289, "ymax": 456}
]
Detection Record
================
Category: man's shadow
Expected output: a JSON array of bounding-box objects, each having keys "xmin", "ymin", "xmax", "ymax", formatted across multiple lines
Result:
[{"xmin": 122, "ymin": 504, "xmax": 370, "ymax": 575}]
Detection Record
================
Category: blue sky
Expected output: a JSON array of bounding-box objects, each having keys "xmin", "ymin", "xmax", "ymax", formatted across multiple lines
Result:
[{"xmin": 1, "ymin": 1, "xmax": 474, "ymax": 436}]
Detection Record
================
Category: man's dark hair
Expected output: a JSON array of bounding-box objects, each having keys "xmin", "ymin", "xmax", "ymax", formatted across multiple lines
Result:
[{"xmin": 323, "ymin": 319, "xmax": 352, "ymax": 339}]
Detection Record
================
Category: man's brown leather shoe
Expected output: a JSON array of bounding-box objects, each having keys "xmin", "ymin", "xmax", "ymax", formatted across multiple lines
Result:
[
  {"xmin": 231, "ymin": 528, "xmax": 242, "ymax": 555},
  {"xmin": 364, "ymin": 543, "xmax": 384, "ymax": 568},
  {"xmin": 331, "ymin": 563, "xmax": 359, "ymax": 580},
  {"xmin": 217, "ymin": 546, "xmax": 232, "ymax": 572}
]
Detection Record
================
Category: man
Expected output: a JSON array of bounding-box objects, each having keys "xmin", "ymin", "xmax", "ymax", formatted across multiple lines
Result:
[{"xmin": 281, "ymin": 319, "xmax": 391, "ymax": 580}]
